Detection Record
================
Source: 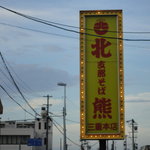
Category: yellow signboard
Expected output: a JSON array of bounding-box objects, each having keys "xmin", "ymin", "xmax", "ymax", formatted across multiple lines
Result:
[{"xmin": 80, "ymin": 10, "xmax": 124, "ymax": 140}]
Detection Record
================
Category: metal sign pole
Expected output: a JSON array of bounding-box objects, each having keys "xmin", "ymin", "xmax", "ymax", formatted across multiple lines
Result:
[{"xmin": 99, "ymin": 140, "xmax": 106, "ymax": 150}]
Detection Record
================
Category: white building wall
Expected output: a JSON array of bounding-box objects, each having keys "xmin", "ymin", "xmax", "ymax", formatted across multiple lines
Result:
[
  {"xmin": 1, "ymin": 128, "xmax": 34, "ymax": 136},
  {"xmin": 0, "ymin": 118, "xmax": 53, "ymax": 150},
  {"xmin": 35, "ymin": 118, "xmax": 53, "ymax": 150}
]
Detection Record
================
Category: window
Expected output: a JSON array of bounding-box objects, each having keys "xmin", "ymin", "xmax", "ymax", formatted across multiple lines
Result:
[
  {"xmin": 0, "ymin": 135, "xmax": 30, "ymax": 145},
  {"xmin": 7, "ymin": 136, "xmax": 11, "ymax": 144},
  {"xmin": 0, "ymin": 123, "xmax": 5, "ymax": 128},
  {"xmin": 39, "ymin": 122, "xmax": 41, "ymax": 129},
  {"xmin": 21, "ymin": 135, "xmax": 29, "ymax": 144},
  {"xmin": 12, "ymin": 136, "xmax": 17, "ymax": 144}
]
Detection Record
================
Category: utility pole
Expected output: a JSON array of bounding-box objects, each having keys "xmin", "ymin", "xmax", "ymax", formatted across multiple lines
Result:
[
  {"xmin": 0, "ymin": 117, "xmax": 1, "ymax": 150},
  {"xmin": 43, "ymin": 95, "xmax": 52, "ymax": 150},
  {"xmin": 111, "ymin": 141, "xmax": 115, "ymax": 150},
  {"xmin": 126, "ymin": 119, "xmax": 138, "ymax": 150},
  {"xmin": 123, "ymin": 135, "xmax": 128, "ymax": 150},
  {"xmin": 57, "ymin": 82, "xmax": 67, "ymax": 150},
  {"xmin": 60, "ymin": 138, "xmax": 62, "ymax": 150},
  {"xmin": 19, "ymin": 144, "xmax": 21, "ymax": 150},
  {"xmin": 132, "ymin": 119, "xmax": 135, "ymax": 150},
  {"xmin": 106, "ymin": 140, "xmax": 109, "ymax": 150}
]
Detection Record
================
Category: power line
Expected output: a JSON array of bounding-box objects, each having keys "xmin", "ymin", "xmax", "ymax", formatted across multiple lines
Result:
[
  {"xmin": 1, "ymin": 6, "xmax": 150, "ymax": 35},
  {"xmin": 0, "ymin": 77, "xmax": 22, "ymax": 99},
  {"xmin": 66, "ymin": 118, "xmax": 79, "ymax": 124},
  {"xmin": 1, "ymin": 5, "xmax": 150, "ymax": 41},
  {"xmin": 91, "ymin": 141, "xmax": 99, "ymax": 147},
  {"xmin": 5, "ymin": 60, "xmax": 43, "ymax": 98},
  {"xmin": 1, "ymin": 22, "xmax": 150, "ymax": 50},
  {"xmin": 53, "ymin": 119, "xmax": 63, "ymax": 130},
  {"xmin": 0, "ymin": 84, "xmax": 35, "ymax": 117},
  {"xmin": 0, "ymin": 51, "xmax": 40, "ymax": 116},
  {"xmin": 0, "ymin": 22, "xmax": 78, "ymax": 40},
  {"xmin": 53, "ymin": 119, "xmax": 80, "ymax": 147},
  {"xmin": 49, "ymin": 111, "xmax": 63, "ymax": 117},
  {"xmin": 0, "ymin": 56, "xmax": 43, "ymax": 100},
  {"xmin": 0, "ymin": 67, "xmax": 13, "ymax": 85}
]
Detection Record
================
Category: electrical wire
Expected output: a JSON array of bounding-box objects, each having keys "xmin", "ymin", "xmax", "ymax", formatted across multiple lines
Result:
[
  {"xmin": 53, "ymin": 119, "xmax": 80, "ymax": 147},
  {"xmin": 53, "ymin": 119, "xmax": 63, "ymax": 130},
  {"xmin": 49, "ymin": 111, "xmax": 63, "ymax": 117},
  {"xmin": 0, "ymin": 77, "xmax": 22, "ymax": 99},
  {"xmin": 66, "ymin": 118, "xmax": 79, "ymax": 124},
  {"xmin": 0, "ymin": 51, "xmax": 40, "ymax": 116},
  {"xmin": 91, "ymin": 141, "xmax": 99, "ymax": 147},
  {"xmin": 5, "ymin": 60, "xmax": 43, "ymax": 98},
  {"xmin": 1, "ymin": 6, "xmax": 150, "ymax": 35},
  {"xmin": 0, "ymin": 22, "xmax": 78, "ymax": 40},
  {"xmin": 0, "ymin": 56, "xmax": 43, "ymax": 101},
  {"xmin": 1, "ymin": 5, "xmax": 150, "ymax": 41},
  {"xmin": 0, "ymin": 58, "xmax": 27, "ymax": 99},
  {"xmin": 0, "ymin": 67, "xmax": 13, "ymax": 85},
  {"xmin": 0, "ymin": 84, "xmax": 35, "ymax": 118},
  {"xmin": 2, "ymin": 22, "xmax": 150, "ymax": 51}
]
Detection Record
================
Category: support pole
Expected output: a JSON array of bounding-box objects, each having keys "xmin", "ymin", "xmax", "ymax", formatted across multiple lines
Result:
[
  {"xmin": 60, "ymin": 138, "xmax": 62, "ymax": 150},
  {"xmin": 99, "ymin": 140, "xmax": 106, "ymax": 150},
  {"xmin": 0, "ymin": 117, "xmax": 1, "ymax": 150},
  {"xmin": 111, "ymin": 141, "xmax": 114, "ymax": 150},
  {"xmin": 63, "ymin": 85, "xmax": 67, "ymax": 150},
  {"xmin": 132, "ymin": 119, "xmax": 135, "ymax": 150},
  {"xmin": 57, "ymin": 82, "xmax": 67, "ymax": 150},
  {"xmin": 126, "ymin": 119, "xmax": 138, "ymax": 150},
  {"xmin": 43, "ymin": 95, "xmax": 52, "ymax": 150}
]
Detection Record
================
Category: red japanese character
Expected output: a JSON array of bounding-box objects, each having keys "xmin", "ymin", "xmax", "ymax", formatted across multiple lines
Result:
[
  {"xmin": 91, "ymin": 38, "xmax": 112, "ymax": 58},
  {"xmin": 98, "ymin": 78, "xmax": 105, "ymax": 86},
  {"xmin": 97, "ymin": 61, "xmax": 105, "ymax": 69},
  {"xmin": 87, "ymin": 123, "xmax": 95, "ymax": 131},
  {"xmin": 103, "ymin": 123, "xmax": 110, "ymax": 130},
  {"xmin": 93, "ymin": 97, "xmax": 112, "ymax": 119},
  {"xmin": 95, "ymin": 123, "xmax": 103, "ymax": 131},
  {"xmin": 94, "ymin": 21, "xmax": 108, "ymax": 35},
  {"xmin": 111, "ymin": 123, "xmax": 118, "ymax": 130},
  {"xmin": 98, "ymin": 87, "xmax": 106, "ymax": 95},
  {"xmin": 97, "ymin": 69, "xmax": 105, "ymax": 77}
]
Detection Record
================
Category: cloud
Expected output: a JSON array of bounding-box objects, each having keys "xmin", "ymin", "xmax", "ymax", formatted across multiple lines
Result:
[
  {"xmin": 126, "ymin": 100, "xmax": 150, "ymax": 103},
  {"xmin": 125, "ymin": 92, "xmax": 150, "ymax": 103},
  {"xmin": 29, "ymin": 97, "xmax": 62, "ymax": 109},
  {"xmin": 125, "ymin": 92, "xmax": 150, "ymax": 129},
  {"xmin": 11, "ymin": 63, "xmax": 78, "ymax": 93}
]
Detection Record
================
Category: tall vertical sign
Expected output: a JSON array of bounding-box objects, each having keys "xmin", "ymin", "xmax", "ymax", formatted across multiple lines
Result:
[{"xmin": 80, "ymin": 10, "xmax": 124, "ymax": 140}]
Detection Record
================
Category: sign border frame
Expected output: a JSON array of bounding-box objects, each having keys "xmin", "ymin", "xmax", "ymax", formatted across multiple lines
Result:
[{"xmin": 80, "ymin": 10, "xmax": 124, "ymax": 140}]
